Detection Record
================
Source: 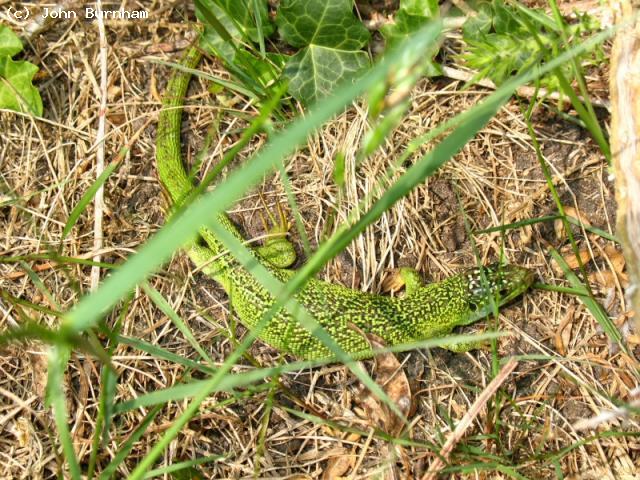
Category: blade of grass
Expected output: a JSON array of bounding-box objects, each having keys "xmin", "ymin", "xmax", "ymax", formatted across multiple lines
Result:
[
  {"xmin": 47, "ymin": 346, "xmax": 82, "ymax": 480},
  {"xmin": 152, "ymin": 58, "xmax": 257, "ymax": 99},
  {"xmin": 250, "ymin": 0, "xmax": 266, "ymax": 57},
  {"xmin": 143, "ymin": 454, "xmax": 226, "ymax": 479},
  {"xmin": 115, "ymin": 334, "xmax": 216, "ymax": 374},
  {"xmin": 533, "ymin": 282, "xmax": 591, "ymax": 296},
  {"xmin": 98, "ymin": 405, "xmax": 163, "ymax": 480},
  {"xmin": 474, "ymin": 215, "xmax": 560, "ymax": 234},
  {"xmin": 19, "ymin": 260, "xmax": 61, "ymax": 309},
  {"xmin": 87, "ymin": 295, "xmax": 131, "ymax": 479},
  {"xmin": 60, "ymin": 160, "xmax": 120, "ymax": 245},
  {"xmin": 0, "ymin": 322, "xmax": 72, "ymax": 347},
  {"xmin": 142, "ymin": 283, "xmax": 215, "ymax": 367},
  {"xmin": 476, "ymin": 215, "xmax": 618, "ymax": 243},
  {"xmin": 194, "ymin": 0, "xmax": 234, "ymax": 44},
  {"xmin": 112, "ymin": 332, "xmax": 502, "ymax": 414},
  {"xmin": 548, "ymin": 246, "xmax": 623, "ymax": 347},
  {"xmin": 1, "ymin": 289, "xmax": 63, "ymax": 318},
  {"xmin": 0, "ymin": 252, "xmax": 115, "ymax": 269}
]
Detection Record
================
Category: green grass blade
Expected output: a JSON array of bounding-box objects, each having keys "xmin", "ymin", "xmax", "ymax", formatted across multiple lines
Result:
[
  {"xmin": 152, "ymin": 58, "xmax": 257, "ymax": 99},
  {"xmin": 250, "ymin": 0, "xmax": 266, "ymax": 57},
  {"xmin": 548, "ymin": 246, "xmax": 624, "ymax": 348},
  {"xmin": 143, "ymin": 455, "xmax": 226, "ymax": 479},
  {"xmin": 194, "ymin": 0, "xmax": 234, "ymax": 44},
  {"xmin": 98, "ymin": 405, "xmax": 163, "ymax": 480},
  {"xmin": 113, "ymin": 332, "xmax": 502, "ymax": 413},
  {"xmin": 1, "ymin": 289, "xmax": 63, "ymax": 318},
  {"xmin": 0, "ymin": 252, "xmax": 115, "ymax": 269},
  {"xmin": 61, "ymin": 160, "xmax": 120, "ymax": 244},
  {"xmin": 0, "ymin": 321, "xmax": 70, "ymax": 347},
  {"xmin": 142, "ymin": 283, "xmax": 215, "ymax": 367},
  {"xmin": 475, "ymin": 215, "xmax": 618, "ymax": 243},
  {"xmin": 19, "ymin": 260, "xmax": 61, "ymax": 309},
  {"xmin": 115, "ymin": 334, "xmax": 216, "ymax": 374},
  {"xmin": 47, "ymin": 346, "xmax": 82, "ymax": 480}
]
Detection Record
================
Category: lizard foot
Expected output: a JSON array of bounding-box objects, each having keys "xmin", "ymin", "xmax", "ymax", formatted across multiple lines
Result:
[
  {"xmin": 382, "ymin": 267, "xmax": 426, "ymax": 296},
  {"xmin": 256, "ymin": 192, "xmax": 297, "ymax": 269}
]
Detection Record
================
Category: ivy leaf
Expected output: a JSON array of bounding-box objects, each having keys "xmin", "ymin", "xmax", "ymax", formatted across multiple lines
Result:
[
  {"xmin": 276, "ymin": 0, "xmax": 370, "ymax": 50},
  {"xmin": 380, "ymin": 8, "xmax": 441, "ymax": 76},
  {"xmin": 461, "ymin": 4, "xmax": 492, "ymax": 40},
  {"xmin": 400, "ymin": 0, "xmax": 439, "ymax": 18},
  {"xmin": 276, "ymin": 0, "xmax": 371, "ymax": 105},
  {"xmin": 492, "ymin": 0, "xmax": 520, "ymax": 34},
  {"xmin": 0, "ymin": 26, "xmax": 23, "ymax": 57},
  {"xmin": 0, "ymin": 25, "xmax": 43, "ymax": 116},
  {"xmin": 197, "ymin": 0, "xmax": 244, "ymax": 62},
  {"xmin": 214, "ymin": 0, "xmax": 274, "ymax": 43},
  {"xmin": 197, "ymin": 0, "xmax": 281, "ymax": 97},
  {"xmin": 284, "ymin": 45, "xmax": 370, "ymax": 105}
]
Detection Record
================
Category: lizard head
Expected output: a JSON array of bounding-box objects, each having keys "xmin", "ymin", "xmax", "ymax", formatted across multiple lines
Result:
[{"xmin": 460, "ymin": 263, "xmax": 534, "ymax": 325}]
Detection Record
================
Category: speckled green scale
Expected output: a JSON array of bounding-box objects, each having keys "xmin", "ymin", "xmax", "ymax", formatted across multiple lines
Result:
[{"xmin": 156, "ymin": 47, "xmax": 534, "ymax": 360}]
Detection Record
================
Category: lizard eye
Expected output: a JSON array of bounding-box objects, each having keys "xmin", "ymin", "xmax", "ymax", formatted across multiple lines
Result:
[{"xmin": 469, "ymin": 302, "xmax": 478, "ymax": 312}]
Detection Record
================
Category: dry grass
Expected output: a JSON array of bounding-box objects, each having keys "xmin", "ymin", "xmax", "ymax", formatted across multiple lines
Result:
[{"xmin": 1, "ymin": 2, "xmax": 639, "ymax": 479}]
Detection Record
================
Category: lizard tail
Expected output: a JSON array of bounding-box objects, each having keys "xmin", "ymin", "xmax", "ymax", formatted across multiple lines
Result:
[
  {"xmin": 156, "ymin": 46, "xmax": 203, "ymax": 206},
  {"xmin": 155, "ymin": 46, "xmax": 247, "ymax": 277}
]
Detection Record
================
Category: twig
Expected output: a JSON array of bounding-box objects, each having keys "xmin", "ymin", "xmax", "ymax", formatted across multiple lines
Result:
[
  {"xmin": 422, "ymin": 357, "xmax": 518, "ymax": 479},
  {"xmin": 91, "ymin": 0, "xmax": 108, "ymax": 291}
]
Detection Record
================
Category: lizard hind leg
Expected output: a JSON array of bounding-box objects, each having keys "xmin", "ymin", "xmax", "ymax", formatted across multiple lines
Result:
[
  {"xmin": 398, "ymin": 267, "xmax": 426, "ymax": 296},
  {"xmin": 256, "ymin": 192, "xmax": 297, "ymax": 269}
]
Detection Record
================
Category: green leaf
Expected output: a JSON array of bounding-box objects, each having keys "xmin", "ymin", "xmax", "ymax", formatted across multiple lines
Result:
[
  {"xmin": 198, "ymin": 0, "xmax": 282, "ymax": 97},
  {"xmin": 379, "ymin": 11, "xmax": 441, "ymax": 76},
  {"xmin": 276, "ymin": 0, "xmax": 370, "ymax": 49},
  {"xmin": 197, "ymin": 0, "xmax": 242, "ymax": 62},
  {"xmin": 400, "ymin": 0, "xmax": 439, "ymax": 18},
  {"xmin": 0, "ymin": 25, "xmax": 23, "ymax": 57},
  {"xmin": 0, "ymin": 25, "xmax": 43, "ymax": 116},
  {"xmin": 216, "ymin": 0, "xmax": 274, "ymax": 42},
  {"xmin": 462, "ymin": 6, "xmax": 492, "ymax": 40},
  {"xmin": 492, "ymin": 0, "xmax": 520, "ymax": 34},
  {"xmin": 283, "ymin": 45, "xmax": 370, "ymax": 105},
  {"xmin": 275, "ymin": 0, "xmax": 372, "ymax": 104},
  {"xmin": 381, "ymin": 10, "xmax": 429, "ymax": 46}
]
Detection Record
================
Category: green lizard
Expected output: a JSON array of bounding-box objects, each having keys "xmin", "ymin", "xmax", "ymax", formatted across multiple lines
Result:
[{"xmin": 155, "ymin": 47, "xmax": 534, "ymax": 360}]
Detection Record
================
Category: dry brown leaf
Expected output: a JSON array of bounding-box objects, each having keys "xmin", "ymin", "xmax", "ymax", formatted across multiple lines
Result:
[
  {"xmin": 554, "ymin": 218, "xmax": 565, "ymax": 241},
  {"xmin": 603, "ymin": 244, "xmax": 629, "ymax": 285},
  {"xmin": 356, "ymin": 333, "xmax": 413, "ymax": 436},
  {"xmin": 552, "ymin": 247, "xmax": 592, "ymax": 272},
  {"xmin": 626, "ymin": 334, "xmax": 640, "ymax": 345},
  {"xmin": 564, "ymin": 205, "xmax": 592, "ymax": 227},
  {"xmin": 554, "ymin": 307, "xmax": 575, "ymax": 356},
  {"xmin": 322, "ymin": 449, "xmax": 355, "ymax": 479},
  {"xmin": 555, "ymin": 206, "xmax": 592, "ymax": 240},
  {"xmin": 589, "ymin": 270, "xmax": 618, "ymax": 289}
]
